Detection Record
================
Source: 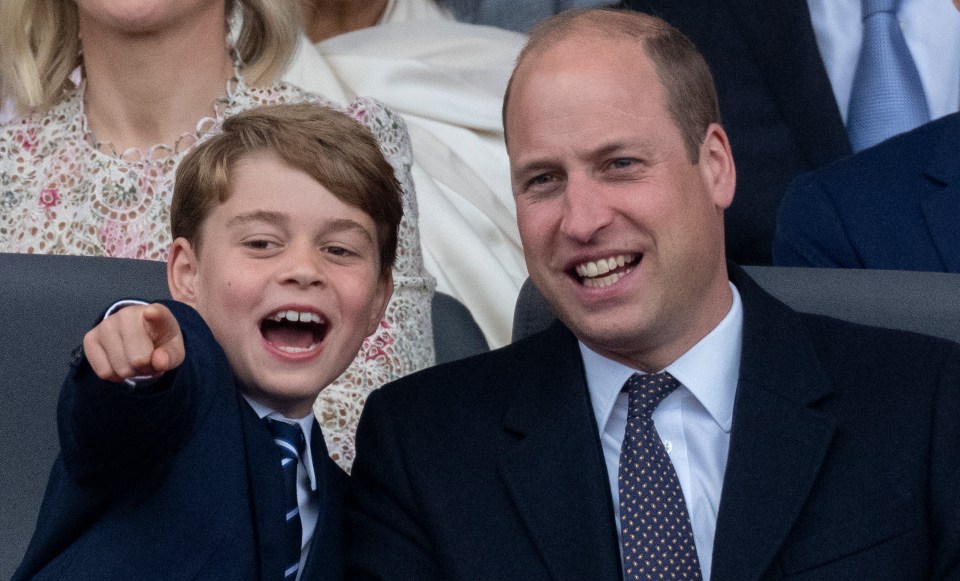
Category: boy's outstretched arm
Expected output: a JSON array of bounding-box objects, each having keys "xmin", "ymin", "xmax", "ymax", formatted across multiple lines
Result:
[{"xmin": 82, "ymin": 303, "xmax": 185, "ymax": 383}]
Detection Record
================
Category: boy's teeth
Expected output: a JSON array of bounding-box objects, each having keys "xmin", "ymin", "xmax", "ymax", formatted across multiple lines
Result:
[
  {"xmin": 271, "ymin": 310, "xmax": 322, "ymax": 324},
  {"xmin": 277, "ymin": 344, "xmax": 320, "ymax": 354}
]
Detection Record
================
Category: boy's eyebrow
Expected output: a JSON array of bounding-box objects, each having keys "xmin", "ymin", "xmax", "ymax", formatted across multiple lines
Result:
[
  {"xmin": 325, "ymin": 218, "xmax": 376, "ymax": 243},
  {"xmin": 226, "ymin": 212, "xmax": 375, "ymax": 242},
  {"xmin": 226, "ymin": 210, "xmax": 287, "ymax": 228}
]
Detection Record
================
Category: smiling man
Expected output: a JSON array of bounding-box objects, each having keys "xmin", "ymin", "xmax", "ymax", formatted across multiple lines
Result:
[{"xmin": 346, "ymin": 9, "xmax": 960, "ymax": 581}]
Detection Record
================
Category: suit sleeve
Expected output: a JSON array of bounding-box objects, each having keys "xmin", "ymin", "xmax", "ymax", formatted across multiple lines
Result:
[
  {"xmin": 929, "ymin": 341, "xmax": 960, "ymax": 576},
  {"xmin": 346, "ymin": 388, "xmax": 443, "ymax": 580},
  {"xmin": 57, "ymin": 301, "xmax": 220, "ymax": 487},
  {"xmin": 772, "ymin": 173, "xmax": 863, "ymax": 268}
]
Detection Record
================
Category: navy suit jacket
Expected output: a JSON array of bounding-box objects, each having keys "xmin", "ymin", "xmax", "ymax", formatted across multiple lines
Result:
[
  {"xmin": 774, "ymin": 112, "xmax": 960, "ymax": 272},
  {"xmin": 346, "ymin": 266, "xmax": 960, "ymax": 580},
  {"xmin": 13, "ymin": 301, "xmax": 346, "ymax": 581},
  {"xmin": 626, "ymin": 0, "xmax": 851, "ymax": 265}
]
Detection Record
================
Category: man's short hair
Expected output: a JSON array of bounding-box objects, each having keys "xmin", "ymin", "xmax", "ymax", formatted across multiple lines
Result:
[
  {"xmin": 172, "ymin": 102, "xmax": 403, "ymax": 276},
  {"xmin": 503, "ymin": 8, "xmax": 721, "ymax": 163}
]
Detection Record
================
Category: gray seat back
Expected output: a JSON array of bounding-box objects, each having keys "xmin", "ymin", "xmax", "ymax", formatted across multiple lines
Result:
[
  {"xmin": 0, "ymin": 252, "xmax": 486, "ymax": 579},
  {"xmin": 512, "ymin": 266, "xmax": 960, "ymax": 344}
]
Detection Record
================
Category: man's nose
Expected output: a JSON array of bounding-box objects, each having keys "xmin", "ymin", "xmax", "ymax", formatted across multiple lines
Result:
[{"xmin": 559, "ymin": 174, "xmax": 612, "ymax": 242}]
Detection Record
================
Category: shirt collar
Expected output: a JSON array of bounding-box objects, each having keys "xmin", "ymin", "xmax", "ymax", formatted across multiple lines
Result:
[
  {"xmin": 243, "ymin": 395, "xmax": 319, "ymax": 492},
  {"xmin": 582, "ymin": 282, "xmax": 743, "ymax": 434}
]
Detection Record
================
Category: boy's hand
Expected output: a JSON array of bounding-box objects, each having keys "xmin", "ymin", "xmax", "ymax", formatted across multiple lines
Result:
[{"xmin": 82, "ymin": 303, "xmax": 185, "ymax": 383}]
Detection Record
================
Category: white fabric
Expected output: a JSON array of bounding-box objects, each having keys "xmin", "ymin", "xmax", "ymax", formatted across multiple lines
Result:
[
  {"xmin": 283, "ymin": 0, "xmax": 527, "ymax": 347},
  {"xmin": 583, "ymin": 283, "xmax": 744, "ymax": 581},
  {"xmin": 807, "ymin": 0, "xmax": 960, "ymax": 123}
]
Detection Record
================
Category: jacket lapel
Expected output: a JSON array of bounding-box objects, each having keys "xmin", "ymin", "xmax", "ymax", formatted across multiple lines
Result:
[
  {"xmin": 711, "ymin": 266, "xmax": 836, "ymax": 581},
  {"xmin": 498, "ymin": 323, "xmax": 623, "ymax": 581},
  {"xmin": 724, "ymin": 0, "xmax": 851, "ymax": 166},
  {"xmin": 301, "ymin": 422, "xmax": 347, "ymax": 581},
  {"xmin": 920, "ymin": 115, "xmax": 960, "ymax": 273}
]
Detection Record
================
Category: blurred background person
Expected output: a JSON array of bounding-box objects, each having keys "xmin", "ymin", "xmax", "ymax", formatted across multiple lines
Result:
[{"xmin": 626, "ymin": 0, "xmax": 960, "ymax": 265}]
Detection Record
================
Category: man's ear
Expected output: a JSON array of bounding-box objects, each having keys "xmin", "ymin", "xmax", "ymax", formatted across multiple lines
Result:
[
  {"xmin": 365, "ymin": 270, "xmax": 394, "ymax": 337},
  {"xmin": 167, "ymin": 238, "xmax": 200, "ymax": 306},
  {"xmin": 698, "ymin": 122, "xmax": 736, "ymax": 210}
]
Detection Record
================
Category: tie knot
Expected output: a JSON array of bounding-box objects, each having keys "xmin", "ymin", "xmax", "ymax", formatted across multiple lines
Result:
[
  {"xmin": 862, "ymin": 0, "xmax": 899, "ymax": 18},
  {"xmin": 265, "ymin": 418, "xmax": 306, "ymax": 463},
  {"xmin": 624, "ymin": 372, "xmax": 680, "ymax": 421}
]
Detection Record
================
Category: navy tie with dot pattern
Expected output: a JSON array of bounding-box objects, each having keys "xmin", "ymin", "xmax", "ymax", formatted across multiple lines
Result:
[
  {"xmin": 619, "ymin": 372, "xmax": 702, "ymax": 580},
  {"xmin": 265, "ymin": 418, "xmax": 305, "ymax": 580}
]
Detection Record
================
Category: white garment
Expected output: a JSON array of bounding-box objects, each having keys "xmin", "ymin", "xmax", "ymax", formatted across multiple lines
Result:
[
  {"xmin": 283, "ymin": 0, "xmax": 527, "ymax": 348},
  {"xmin": 583, "ymin": 283, "xmax": 744, "ymax": 581},
  {"xmin": 807, "ymin": 0, "xmax": 960, "ymax": 123}
]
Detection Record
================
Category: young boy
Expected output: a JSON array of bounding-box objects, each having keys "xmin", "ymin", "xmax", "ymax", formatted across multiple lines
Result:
[{"xmin": 13, "ymin": 103, "xmax": 402, "ymax": 581}]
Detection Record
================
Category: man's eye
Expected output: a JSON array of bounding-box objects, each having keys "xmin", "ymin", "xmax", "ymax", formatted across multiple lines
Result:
[
  {"xmin": 610, "ymin": 158, "xmax": 637, "ymax": 169},
  {"xmin": 529, "ymin": 173, "xmax": 555, "ymax": 187}
]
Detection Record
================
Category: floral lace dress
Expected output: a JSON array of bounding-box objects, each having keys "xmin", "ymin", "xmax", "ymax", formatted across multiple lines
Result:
[{"xmin": 0, "ymin": 78, "xmax": 435, "ymax": 471}]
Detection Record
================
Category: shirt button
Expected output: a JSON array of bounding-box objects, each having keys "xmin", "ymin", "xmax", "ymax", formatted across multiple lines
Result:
[{"xmin": 663, "ymin": 440, "xmax": 673, "ymax": 454}]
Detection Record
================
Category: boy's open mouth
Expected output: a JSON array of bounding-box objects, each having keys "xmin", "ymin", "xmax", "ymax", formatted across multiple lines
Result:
[{"xmin": 260, "ymin": 309, "xmax": 329, "ymax": 353}]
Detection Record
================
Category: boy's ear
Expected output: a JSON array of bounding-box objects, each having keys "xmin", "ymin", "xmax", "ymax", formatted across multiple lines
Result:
[
  {"xmin": 365, "ymin": 271, "xmax": 394, "ymax": 337},
  {"xmin": 167, "ymin": 238, "xmax": 200, "ymax": 307}
]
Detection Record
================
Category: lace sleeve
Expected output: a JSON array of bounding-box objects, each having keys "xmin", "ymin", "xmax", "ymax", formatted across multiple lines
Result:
[{"xmin": 315, "ymin": 97, "xmax": 436, "ymax": 471}]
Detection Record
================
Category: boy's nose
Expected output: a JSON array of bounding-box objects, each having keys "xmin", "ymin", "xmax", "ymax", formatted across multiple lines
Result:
[{"xmin": 280, "ymin": 244, "xmax": 325, "ymax": 287}]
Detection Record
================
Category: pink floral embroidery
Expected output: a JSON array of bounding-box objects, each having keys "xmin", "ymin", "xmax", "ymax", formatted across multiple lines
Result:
[
  {"xmin": 364, "ymin": 320, "xmax": 395, "ymax": 362},
  {"xmin": 14, "ymin": 128, "xmax": 37, "ymax": 153},
  {"xmin": 98, "ymin": 220, "xmax": 148, "ymax": 259},
  {"xmin": 38, "ymin": 188, "xmax": 60, "ymax": 209}
]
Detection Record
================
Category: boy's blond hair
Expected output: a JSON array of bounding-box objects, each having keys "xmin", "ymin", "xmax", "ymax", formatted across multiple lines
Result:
[{"xmin": 172, "ymin": 102, "xmax": 403, "ymax": 276}]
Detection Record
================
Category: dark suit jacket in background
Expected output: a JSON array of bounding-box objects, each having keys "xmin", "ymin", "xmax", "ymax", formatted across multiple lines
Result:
[
  {"xmin": 13, "ymin": 301, "xmax": 346, "ymax": 581},
  {"xmin": 626, "ymin": 0, "xmax": 851, "ymax": 265},
  {"xmin": 774, "ymin": 112, "xmax": 960, "ymax": 272},
  {"xmin": 346, "ymin": 266, "xmax": 960, "ymax": 580}
]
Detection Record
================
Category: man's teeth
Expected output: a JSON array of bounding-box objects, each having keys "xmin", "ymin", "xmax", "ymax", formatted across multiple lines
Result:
[
  {"xmin": 269, "ymin": 310, "xmax": 322, "ymax": 324},
  {"xmin": 575, "ymin": 255, "xmax": 632, "ymax": 278}
]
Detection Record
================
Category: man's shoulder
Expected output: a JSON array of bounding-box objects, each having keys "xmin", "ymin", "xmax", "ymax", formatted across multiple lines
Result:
[{"xmin": 370, "ymin": 322, "xmax": 577, "ymax": 414}]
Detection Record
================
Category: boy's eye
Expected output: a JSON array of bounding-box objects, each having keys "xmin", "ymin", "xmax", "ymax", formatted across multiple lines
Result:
[
  {"xmin": 325, "ymin": 245, "xmax": 355, "ymax": 257},
  {"xmin": 609, "ymin": 158, "xmax": 637, "ymax": 170},
  {"xmin": 243, "ymin": 238, "xmax": 278, "ymax": 251}
]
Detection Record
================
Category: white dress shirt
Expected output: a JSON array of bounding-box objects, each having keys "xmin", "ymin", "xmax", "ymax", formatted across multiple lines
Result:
[
  {"xmin": 583, "ymin": 283, "xmax": 743, "ymax": 581},
  {"xmin": 244, "ymin": 396, "xmax": 320, "ymax": 579},
  {"xmin": 807, "ymin": 0, "xmax": 960, "ymax": 123}
]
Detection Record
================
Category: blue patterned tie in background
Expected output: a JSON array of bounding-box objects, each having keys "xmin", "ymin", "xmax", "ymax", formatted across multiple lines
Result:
[
  {"xmin": 265, "ymin": 418, "xmax": 306, "ymax": 580},
  {"xmin": 619, "ymin": 372, "xmax": 702, "ymax": 580},
  {"xmin": 847, "ymin": 0, "xmax": 930, "ymax": 152}
]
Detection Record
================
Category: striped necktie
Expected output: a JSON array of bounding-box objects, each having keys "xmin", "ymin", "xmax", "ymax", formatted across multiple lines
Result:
[
  {"xmin": 846, "ymin": 0, "xmax": 930, "ymax": 152},
  {"xmin": 265, "ymin": 418, "xmax": 306, "ymax": 580},
  {"xmin": 619, "ymin": 372, "xmax": 702, "ymax": 580}
]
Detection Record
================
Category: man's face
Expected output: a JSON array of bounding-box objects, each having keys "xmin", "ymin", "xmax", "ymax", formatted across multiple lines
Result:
[
  {"xmin": 168, "ymin": 151, "xmax": 392, "ymax": 418},
  {"xmin": 506, "ymin": 36, "xmax": 735, "ymax": 371}
]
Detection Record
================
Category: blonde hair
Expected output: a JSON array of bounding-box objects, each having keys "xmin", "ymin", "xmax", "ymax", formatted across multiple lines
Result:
[{"xmin": 0, "ymin": 0, "xmax": 300, "ymax": 114}]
